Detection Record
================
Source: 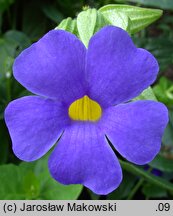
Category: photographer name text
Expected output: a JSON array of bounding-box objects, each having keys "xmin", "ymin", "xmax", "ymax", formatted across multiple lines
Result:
[{"xmin": 3, "ymin": 202, "xmax": 117, "ymax": 213}]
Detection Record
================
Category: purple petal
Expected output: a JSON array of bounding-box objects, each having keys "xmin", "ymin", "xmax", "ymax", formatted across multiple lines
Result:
[
  {"xmin": 48, "ymin": 123, "xmax": 122, "ymax": 195},
  {"xmin": 99, "ymin": 100, "xmax": 168, "ymax": 165},
  {"xmin": 5, "ymin": 96, "xmax": 70, "ymax": 161},
  {"xmin": 86, "ymin": 26, "xmax": 159, "ymax": 107},
  {"xmin": 13, "ymin": 30, "xmax": 87, "ymax": 105}
]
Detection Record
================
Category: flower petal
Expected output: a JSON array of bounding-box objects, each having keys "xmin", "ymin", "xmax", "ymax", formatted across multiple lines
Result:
[
  {"xmin": 48, "ymin": 123, "xmax": 122, "ymax": 195},
  {"xmin": 86, "ymin": 26, "xmax": 159, "ymax": 107},
  {"xmin": 13, "ymin": 30, "xmax": 87, "ymax": 105},
  {"xmin": 5, "ymin": 96, "xmax": 70, "ymax": 161},
  {"xmin": 100, "ymin": 100, "xmax": 168, "ymax": 165}
]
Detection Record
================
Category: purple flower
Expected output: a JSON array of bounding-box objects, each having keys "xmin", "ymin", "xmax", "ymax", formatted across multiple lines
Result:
[
  {"xmin": 144, "ymin": 165, "xmax": 162, "ymax": 176},
  {"xmin": 5, "ymin": 26, "xmax": 168, "ymax": 195}
]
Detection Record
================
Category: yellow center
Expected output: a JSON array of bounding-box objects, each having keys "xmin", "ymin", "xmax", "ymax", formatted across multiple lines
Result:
[{"xmin": 68, "ymin": 95, "xmax": 102, "ymax": 121}]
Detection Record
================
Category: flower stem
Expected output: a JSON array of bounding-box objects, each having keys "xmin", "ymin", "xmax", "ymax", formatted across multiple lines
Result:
[
  {"xmin": 127, "ymin": 178, "xmax": 144, "ymax": 200},
  {"xmin": 127, "ymin": 167, "xmax": 153, "ymax": 200}
]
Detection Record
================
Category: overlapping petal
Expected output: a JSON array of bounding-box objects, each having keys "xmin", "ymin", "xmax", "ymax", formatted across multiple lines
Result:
[
  {"xmin": 13, "ymin": 30, "xmax": 87, "ymax": 105},
  {"xmin": 99, "ymin": 100, "xmax": 168, "ymax": 164},
  {"xmin": 5, "ymin": 96, "xmax": 71, "ymax": 161},
  {"xmin": 86, "ymin": 26, "xmax": 159, "ymax": 107},
  {"xmin": 48, "ymin": 123, "xmax": 122, "ymax": 195}
]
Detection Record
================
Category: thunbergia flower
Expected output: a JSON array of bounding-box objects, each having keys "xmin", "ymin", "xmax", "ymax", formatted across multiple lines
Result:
[{"xmin": 5, "ymin": 26, "xmax": 168, "ymax": 195}]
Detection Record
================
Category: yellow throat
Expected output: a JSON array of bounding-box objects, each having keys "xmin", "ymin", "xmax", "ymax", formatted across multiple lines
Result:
[{"xmin": 68, "ymin": 95, "xmax": 102, "ymax": 122}]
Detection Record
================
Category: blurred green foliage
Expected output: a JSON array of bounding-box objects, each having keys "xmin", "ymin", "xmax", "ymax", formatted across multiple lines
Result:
[
  {"xmin": 0, "ymin": 0, "xmax": 173, "ymax": 200},
  {"xmin": 126, "ymin": 0, "xmax": 173, "ymax": 10},
  {"xmin": 0, "ymin": 153, "xmax": 82, "ymax": 199}
]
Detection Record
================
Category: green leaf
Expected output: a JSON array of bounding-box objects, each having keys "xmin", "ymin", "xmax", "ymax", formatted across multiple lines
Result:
[
  {"xmin": 77, "ymin": 8, "xmax": 97, "ymax": 47},
  {"xmin": 0, "ymin": 31, "xmax": 30, "ymax": 76},
  {"xmin": 0, "ymin": 0, "xmax": 14, "ymax": 13},
  {"xmin": 22, "ymin": 1, "xmax": 47, "ymax": 40},
  {"xmin": 0, "ymin": 164, "xmax": 25, "ymax": 199},
  {"xmin": 169, "ymin": 110, "xmax": 173, "ymax": 125},
  {"xmin": 0, "ymin": 30, "xmax": 31, "ymax": 108},
  {"xmin": 153, "ymin": 77, "xmax": 173, "ymax": 106},
  {"xmin": 34, "ymin": 154, "xmax": 83, "ymax": 200},
  {"xmin": 127, "ymin": 0, "xmax": 173, "ymax": 10},
  {"xmin": 99, "ymin": 4, "xmax": 162, "ymax": 34},
  {"xmin": 4, "ymin": 30, "xmax": 31, "ymax": 55},
  {"xmin": 0, "ymin": 155, "xmax": 83, "ymax": 200},
  {"xmin": 57, "ymin": 4, "xmax": 161, "ymax": 46},
  {"xmin": 93, "ymin": 11, "xmax": 109, "ymax": 34},
  {"xmin": 0, "ymin": 120, "xmax": 9, "ymax": 163},
  {"xmin": 22, "ymin": 172, "xmax": 40, "ymax": 199},
  {"xmin": 149, "ymin": 154, "xmax": 173, "ymax": 172},
  {"xmin": 42, "ymin": 4, "xmax": 64, "ymax": 23},
  {"xmin": 162, "ymin": 122, "xmax": 173, "ymax": 146},
  {"xmin": 133, "ymin": 87, "xmax": 157, "ymax": 101},
  {"xmin": 56, "ymin": 17, "xmax": 78, "ymax": 36},
  {"xmin": 39, "ymin": 173, "xmax": 83, "ymax": 200},
  {"xmin": 133, "ymin": 34, "xmax": 173, "ymax": 72},
  {"xmin": 120, "ymin": 160, "xmax": 173, "ymax": 192},
  {"xmin": 142, "ymin": 183, "xmax": 167, "ymax": 198},
  {"xmin": 99, "ymin": 6, "xmax": 130, "ymax": 32},
  {"xmin": 0, "ymin": 39, "xmax": 14, "ymax": 76},
  {"xmin": 77, "ymin": 9, "xmax": 108, "ymax": 47}
]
